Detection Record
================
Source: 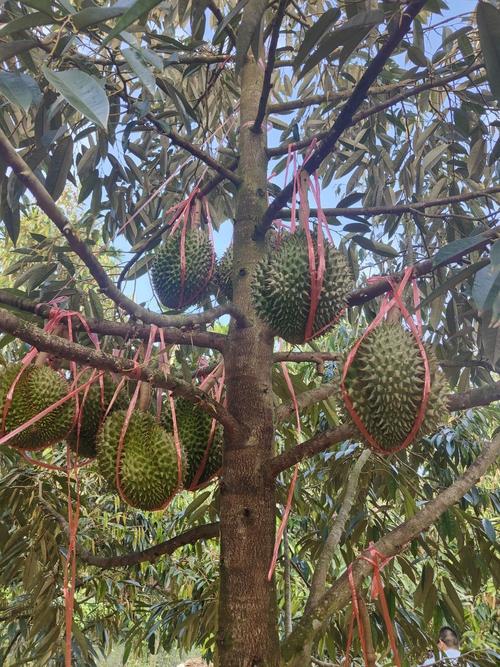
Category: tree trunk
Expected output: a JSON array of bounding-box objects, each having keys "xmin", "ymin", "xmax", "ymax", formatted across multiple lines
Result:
[{"xmin": 216, "ymin": 55, "xmax": 281, "ymax": 666}]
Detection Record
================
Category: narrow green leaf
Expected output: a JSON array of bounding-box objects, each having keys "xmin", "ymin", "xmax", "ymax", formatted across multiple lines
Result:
[
  {"xmin": 102, "ymin": 0, "xmax": 165, "ymax": 46},
  {"xmin": 294, "ymin": 7, "xmax": 341, "ymax": 71},
  {"xmin": 482, "ymin": 517, "xmax": 496, "ymax": 543},
  {"xmin": 43, "ymin": 67, "xmax": 109, "ymax": 130},
  {"xmin": 45, "ymin": 136, "xmax": 73, "ymax": 201},
  {"xmin": 0, "ymin": 40, "xmax": 36, "ymax": 62},
  {"xmin": 352, "ymin": 235, "xmax": 399, "ymax": 257},
  {"xmin": 432, "ymin": 231, "xmax": 488, "ymax": 269},
  {"xmin": 477, "ymin": 2, "xmax": 500, "ymax": 102},
  {"xmin": 0, "ymin": 12, "xmax": 53, "ymax": 37},
  {"xmin": 213, "ymin": 0, "xmax": 250, "ymax": 44},
  {"xmin": 417, "ymin": 260, "xmax": 489, "ymax": 312},
  {"xmin": 422, "ymin": 142, "xmax": 447, "ymax": 172},
  {"xmin": 298, "ymin": 11, "xmax": 383, "ymax": 79},
  {"xmin": 123, "ymin": 48, "xmax": 156, "ymax": 94},
  {"xmin": 0, "ymin": 71, "xmax": 41, "ymax": 110},
  {"xmin": 71, "ymin": 6, "xmax": 125, "ymax": 30},
  {"xmin": 472, "ymin": 264, "xmax": 500, "ymax": 313}
]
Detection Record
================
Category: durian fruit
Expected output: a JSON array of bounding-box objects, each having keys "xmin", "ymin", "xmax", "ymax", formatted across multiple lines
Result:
[
  {"xmin": 151, "ymin": 228, "xmax": 213, "ymax": 309},
  {"xmin": 214, "ymin": 246, "xmax": 233, "ymax": 300},
  {"xmin": 0, "ymin": 362, "xmax": 74, "ymax": 450},
  {"xmin": 68, "ymin": 373, "xmax": 127, "ymax": 458},
  {"xmin": 252, "ymin": 230, "xmax": 354, "ymax": 343},
  {"xmin": 340, "ymin": 322, "xmax": 449, "ymax": 452},
  {"xmin": 96, "ymin": 410, "xmax": 181, "ymax": 510},
  {"xmin": 163, "ymin": 398, "xmax": 222, "ymax": 489}
]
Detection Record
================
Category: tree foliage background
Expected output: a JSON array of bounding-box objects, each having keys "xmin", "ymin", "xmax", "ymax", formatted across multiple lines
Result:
[{"xmin": 0, "ymin": 1, "xmax": 499, "ymax": 666}]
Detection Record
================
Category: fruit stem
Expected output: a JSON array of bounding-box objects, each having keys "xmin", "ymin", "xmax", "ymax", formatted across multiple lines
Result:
[
  {"xmin": 138, "ymin": 381, "xmax": 151, "ymax": 411},
  {"xmin": 386, "ymin": 304, "xmax": 401, "ymax": 324}
]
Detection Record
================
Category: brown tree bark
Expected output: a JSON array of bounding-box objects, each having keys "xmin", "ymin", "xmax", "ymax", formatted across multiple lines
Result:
[{"xmin": 216, "ymin": 54, "xmax": 280, "ymax": 666}]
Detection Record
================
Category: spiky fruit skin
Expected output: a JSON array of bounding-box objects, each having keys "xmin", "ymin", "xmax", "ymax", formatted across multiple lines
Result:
[
  {"xmin": 341, "ymin": 323, "xmax": 449, "ymax": 452},
  {"xmin": 97, "ymin": 410, "xmax": 181, "ymax": 511},
  {"xmin": 252, "ymin": 230, "xmax": 354, "ymax": 343},
  {"xmin": 68, "ymin": 373, "xmax": 127, "ymax": 458},
  {"xmin": 151, "ymin": 229, "xmax": 213, "ymax": 309},
  {"xmin": 214, "ymin": 246, "xmax": 233, "ymax": 300},
  {"xmin": 0, "ymin": 362, "xmax": 74, "ymax": 450},
  {"xmin": 163, "ymin": 398, "xmax": 222, "ymax": 489}
]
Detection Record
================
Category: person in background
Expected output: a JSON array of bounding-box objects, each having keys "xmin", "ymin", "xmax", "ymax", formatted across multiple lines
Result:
[{"xmin": 420, "ymin": 626, "xmax": 462, "ymax": 665}]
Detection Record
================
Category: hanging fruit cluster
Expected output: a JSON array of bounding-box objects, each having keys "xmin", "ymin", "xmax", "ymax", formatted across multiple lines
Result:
[{"xmin": 0, "ymin": 351, "xmax": 223, "ymax": 512}]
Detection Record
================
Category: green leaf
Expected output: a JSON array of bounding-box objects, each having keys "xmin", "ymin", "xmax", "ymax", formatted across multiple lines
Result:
[
  {"xmin": 417, "ymin": 259, "xmax": 489, "ymax": 312},
  {"xmin": 71, "ymin": 6, "xmax": 126, "ymax": 30},
  {"xmin": 482, "ymin": 517, "xmax": 496, "ymax": 543},
  {"xmin": 298, "ymin": 11, "xmax": 383, "ymax": 79},
  {"xmin": 42, "ymin": 68, "xmax": 109, "ymax": 130},
  {"xmin": 102, "ymin": 0, "xmax": 165, "ymax": 46},
  {"xmin": 476, "ymin": 2, "xmax": 500, "ymax": 103},
  {"xmin": 468, "ymin": 137, "xmax": 486, "ymax": 181},
  {"xmin": 0, "ymin": 12, "xmax": 53, "ymax": 37},
  {"xmin": 422, "ymin": 142, "xmax": 447, "ymax": 172},
  {"xmin": 0, "ymin": 71, "xmax": 41, "ymax": 110},
  {"xmin": 352, "ymin": 235, "xmax": 399, "ymax": 258},
  {"xmin": 13, "ymin": 263, "xmax": 58, "ymax": 291},
  {"xmin": 0, "ymin": 39, "xmax": 36, "ymax": 62},
  {"xmin": 491, "ymin": 239, "xmax": 500, "ymax": 269},
  {"xmin": 472, "ymin": 264, "xmax": 500, "ymax": 314},
  {"xmin": 432, "ymin": 231, "xmax": 489, "ymax": 269},
  {"xmin": 213, "ymin": 0, "xmax": 250, "ymax": 44},
  {"xmin": 480, "ymin": 311, "xmax": 500, "ymax": 369},
  {"xmin": 293, "ymin": 7, "xmax": 341, "ymax": 72},
  {"xmin": 123, "ymin": 48, "xmax": 156, "ymax": 94},
  {"xmin": 45, "ymin": 136, "xmax": 73, "ymax": 201}
]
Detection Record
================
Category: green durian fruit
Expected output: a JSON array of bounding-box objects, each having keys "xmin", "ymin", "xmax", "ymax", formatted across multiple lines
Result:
[
  {"xmin": 252, "ymin": 230, "xmax": 354, "ymax": 343},
  {"xmin": 341, "ymin": 322, "xmax": 449, "ymax": 452},
  {"xmin": 214, "ymin": 246, "xmax": 233, "ymax": 300},
  {"xmin": 68, "ymin": 373, "xmax": 127, "ymax": 458},
  {"xmin": 0, "ymin": 362, "xmax": 74, "ymax": 450},
  {"xmin": 151, "ymin": 228, "xmax": 213, "ymax": 309},
  {"xmin": 163, "ymin": 398, "xmax": 222, "ymax": 489},
  {"xmin": 97, "ymin": 410, "xmax": 182, "ymax": 511}
]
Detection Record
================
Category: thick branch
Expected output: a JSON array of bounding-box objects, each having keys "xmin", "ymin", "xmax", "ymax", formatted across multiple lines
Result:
[
  {"xmin": 273, "ymin": 352, "xmax": 340, "ymax": 364},
  {"xmin": 278, "ymin": 186, "xmax": 500, "ymax": 221},
  {"xmin": 281, "ymin": 433, "xmax": 500, "ymax": 663},
  {"xmin": 41, "ymin": 498, "xmax": 219, "ymax": 568},
  {"xmin": 270, "ymin": 382, "xmax": 500, "ymax": 475},
  {"xmin": 0, "ymin": 307, "xmax": 239, "ymax": 434},
  {"xmin": 267, "ymin": 61, "xmax": 482, "ymax": 157},
  {"xmin": 0, "ymin": 129, "xmax": 246, "ymax": 329},
  {"xmin": 276, "ymin": 385, "xmax": 341, "ymax": 422},
  {"xmin": 252, "ymin": 0, "xmax": 290, "ymax": 133},
  {"xmin": 0, "ymin": 291, "xmax": 228, "ymax": 351},
  {"xmin": 305, "ymin": 449, "xmax": 372, "ymax": 613},
  {"xmin": 268, "ymin": 62, "xmax": 482, "ymax": 115},
  {"xmin": 259, "ymin": 0, "xmax": 428, "ymax": 233}
]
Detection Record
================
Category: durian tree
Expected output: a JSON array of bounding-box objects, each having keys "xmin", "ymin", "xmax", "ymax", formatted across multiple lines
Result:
[{"xmin": 0, "ymin": 1, "xmax": 499, "ymax": 666}]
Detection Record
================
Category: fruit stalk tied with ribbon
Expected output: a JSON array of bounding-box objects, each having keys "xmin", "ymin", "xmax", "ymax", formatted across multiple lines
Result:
[
  {"xmin": 252, "ymin": 154, "xmax": 354, "ymax": 343},
  {"xmin": 340, "ymin": 267, "xmax": 449, "ymax": 454}
]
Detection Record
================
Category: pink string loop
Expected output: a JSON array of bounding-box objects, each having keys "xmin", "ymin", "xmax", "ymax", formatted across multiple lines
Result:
[{"xmin": 340, "ymin": 267, "xmax": 431, "ymax": 455}]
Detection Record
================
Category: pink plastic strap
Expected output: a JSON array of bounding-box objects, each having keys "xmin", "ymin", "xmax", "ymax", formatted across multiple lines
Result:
[
  {"xmin": 267, "ymin": 462, "xmax": 299, "ymax": 581},
  {"xmin": 340, "ymin": 267, "xmax": 431, "ymax": 454}
]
